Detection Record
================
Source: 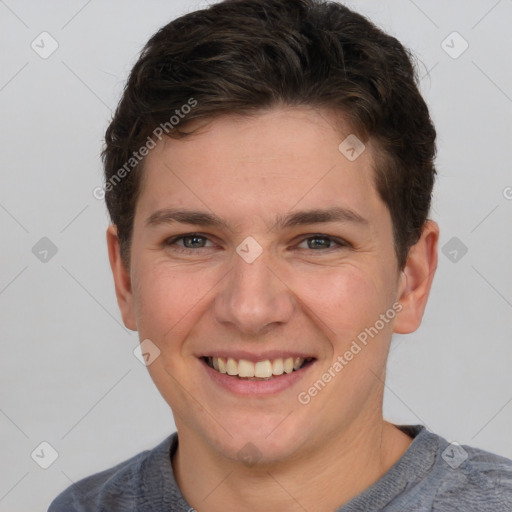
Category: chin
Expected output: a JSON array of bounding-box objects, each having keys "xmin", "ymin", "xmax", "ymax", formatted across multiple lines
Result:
[{"xmin": 200, "ymin": 414, "xmax": 310, "ymax": 467}]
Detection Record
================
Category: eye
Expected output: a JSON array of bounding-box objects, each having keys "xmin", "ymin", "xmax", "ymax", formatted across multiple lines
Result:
[
  {"xmin": 296, "ymin": 234, "xmax": 348, "ymax": 251},
  {"xmin": 164, "ymin": 233, "xmax": 214, "ymax": 251}
]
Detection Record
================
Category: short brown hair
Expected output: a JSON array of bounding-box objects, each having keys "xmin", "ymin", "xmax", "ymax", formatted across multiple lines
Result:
[{"xmin": 102, "ymin": 0, "xmax": 437, "ymax": 270}]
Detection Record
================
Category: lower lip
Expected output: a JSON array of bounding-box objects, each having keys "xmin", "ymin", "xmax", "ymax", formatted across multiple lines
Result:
[{"xmin": 200, "ymin": 359, "xmax": 315, "ymax": 396}]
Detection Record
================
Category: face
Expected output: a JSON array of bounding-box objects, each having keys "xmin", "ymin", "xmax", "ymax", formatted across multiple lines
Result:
[{"xmin": 109, "ymin": 107, "xmax": 429, "ymax": 465}]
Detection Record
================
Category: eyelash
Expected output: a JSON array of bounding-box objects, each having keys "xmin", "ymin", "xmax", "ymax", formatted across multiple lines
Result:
[{"xmin": 163, "ymin": 232, "xmax": 350, "ymax": 254}]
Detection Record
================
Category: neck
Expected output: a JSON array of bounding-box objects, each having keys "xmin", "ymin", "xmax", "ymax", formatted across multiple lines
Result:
[{"xmin": 172, "ymin": 417, "xmax": 413, "ymax": 512}]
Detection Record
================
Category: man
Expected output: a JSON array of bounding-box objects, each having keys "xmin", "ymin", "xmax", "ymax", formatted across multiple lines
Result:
[{"xmin": 49, "ymin": 0, "xmax": 512, "ymax": 510}]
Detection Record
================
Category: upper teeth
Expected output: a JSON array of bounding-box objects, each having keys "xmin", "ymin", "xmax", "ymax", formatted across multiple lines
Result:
[{"xmin": 209, "ymin": 356, "xmax": 307, "ymax": 378}]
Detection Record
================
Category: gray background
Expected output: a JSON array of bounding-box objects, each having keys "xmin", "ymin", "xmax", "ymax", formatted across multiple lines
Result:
[{"xmin": 1, "ymin": 0, "xmax": 511, "ymax": 510}]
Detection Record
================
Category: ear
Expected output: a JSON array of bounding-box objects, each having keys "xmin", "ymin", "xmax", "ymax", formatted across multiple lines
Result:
[
  {"xmin": 106, "ymin": 224, "xmax": 137, "ymax": 331},
  {"xmin": 393, "ymin": 220, "xmax": 439, "ymax": 334}
]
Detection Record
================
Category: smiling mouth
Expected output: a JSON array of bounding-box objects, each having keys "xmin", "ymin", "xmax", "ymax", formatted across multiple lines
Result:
[{"xmin": 202, "ymin": 356, "xmax": 315, "ymax": 380}]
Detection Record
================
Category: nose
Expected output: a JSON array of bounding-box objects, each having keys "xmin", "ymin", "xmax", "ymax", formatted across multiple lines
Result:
[{"xmin": 212, "ymin": 249, "xmax": 295, "ymax": 336}]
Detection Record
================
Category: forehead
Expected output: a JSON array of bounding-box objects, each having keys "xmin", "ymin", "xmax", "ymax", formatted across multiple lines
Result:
[{"xmin": 135, "ymin": 107, "xmax": 385, "ymax": 227}]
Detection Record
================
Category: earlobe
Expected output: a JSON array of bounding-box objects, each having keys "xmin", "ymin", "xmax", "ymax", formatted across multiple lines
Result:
[
  {"xmin": 106, "ymin": 225, "xmax": 138, "ymax": 331},
  {"xmin": 393, "ymin": 220, "xmax": 439, "ymax": 334}
]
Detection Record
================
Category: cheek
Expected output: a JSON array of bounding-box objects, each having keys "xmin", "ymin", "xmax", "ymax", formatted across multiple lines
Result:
[
  {"xmin": 291, "ymin": 265, "xmax": 388, "ymax": 339},
  {"xmin": 132, "ymin": 263, "xmax": 208, "ymax": 343}
]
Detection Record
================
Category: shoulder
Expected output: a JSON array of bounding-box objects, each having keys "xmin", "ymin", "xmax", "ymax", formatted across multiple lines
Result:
[
  {"xmin": 430, "ymin": 433, "xmax": 512, "ymax": 511},
  {"xmin": 384, "ymin": 425, "xmax": 512, "ymax": 512},
  {"xmin": 48, "ymin": 434, "xmax": 177, "ymax": 512}
]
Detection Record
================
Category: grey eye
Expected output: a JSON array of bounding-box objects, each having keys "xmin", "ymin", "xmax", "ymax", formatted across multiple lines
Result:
[
  {"xmin": 181, "ymin": 235, "xmax": 208, "ymax": 248},
  {"xmin": 297, "ymin": 236, "xmax": 337, "ymax": 250}
]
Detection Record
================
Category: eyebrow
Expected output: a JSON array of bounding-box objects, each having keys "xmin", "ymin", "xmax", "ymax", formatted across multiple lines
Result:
[{"xmin": 145, "ymin": 206, "xmax": 368, "ymax": 231}]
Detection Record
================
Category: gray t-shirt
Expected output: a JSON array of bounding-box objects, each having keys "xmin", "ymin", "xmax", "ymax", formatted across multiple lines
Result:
[{"xmin": 48, "ymin": 425, "xmax": 512, "ymax": 511}]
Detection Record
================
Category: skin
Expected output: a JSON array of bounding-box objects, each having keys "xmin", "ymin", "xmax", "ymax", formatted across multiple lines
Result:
[{"xmin": 107, "ymin": 107, "xmax": 439, "ymax": 511}]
